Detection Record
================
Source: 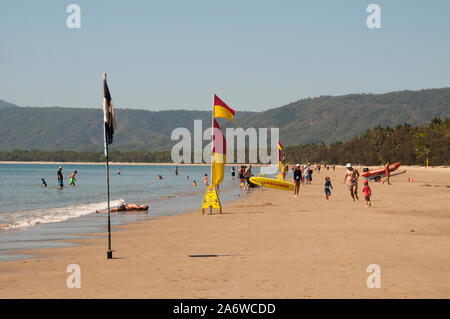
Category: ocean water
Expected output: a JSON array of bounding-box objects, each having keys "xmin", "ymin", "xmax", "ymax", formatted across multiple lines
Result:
[{"xmin": 0, "ymin": 163, "xmax": 243, "ymax": 261}]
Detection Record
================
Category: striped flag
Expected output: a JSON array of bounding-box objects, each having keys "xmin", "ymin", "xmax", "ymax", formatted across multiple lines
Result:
[
  {"xmin": 212, "ymin": 118, "xmax": 226, "ymax": 186},
  {"xmin": 278, "ymin": 141, "xmax": 283, "ymax": 162},
  {"xmin": 103, "ymin": 73, "xmax": 116, "ymax": 148},
  {"xmin": 214, "ymin": 94, "xmax": 235, "ymax": 122}
]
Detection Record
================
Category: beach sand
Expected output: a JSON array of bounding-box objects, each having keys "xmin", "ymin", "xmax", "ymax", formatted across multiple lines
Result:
[{"xmin": 1, "ymin": 165, "xmax": 449, "ymax": 298}]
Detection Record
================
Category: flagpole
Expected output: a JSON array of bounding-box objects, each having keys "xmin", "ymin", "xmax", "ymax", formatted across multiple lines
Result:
[
  {"xmin": 103, "ymin": 72, "xmax": 113, "ymax": 260},
  {"xmin": 105, "ymin": 123, "xmax": 113, "ymax": 259},
  {"xmin": 211, "ymin": 95, "xmax": 214, "ymax": 187}
]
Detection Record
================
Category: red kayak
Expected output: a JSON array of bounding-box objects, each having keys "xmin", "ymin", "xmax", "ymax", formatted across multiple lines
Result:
[{"xmin": 361, "ymin": 162, "xmax": 401, "ymax": 178}]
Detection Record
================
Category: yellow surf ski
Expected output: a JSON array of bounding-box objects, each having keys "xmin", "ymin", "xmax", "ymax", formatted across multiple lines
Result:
[{"xmin": 249, "ymin": 176, "xmax": 294, "ymax": 191}]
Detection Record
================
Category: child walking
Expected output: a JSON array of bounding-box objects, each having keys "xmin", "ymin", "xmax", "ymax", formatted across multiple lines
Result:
[
  {"xmin": 362, "ymin": 180, "xmax": 372, "ymax": 207},
  {"xmin": 324, "ymin": 177, "xmax": 333, "ymax": 200}
]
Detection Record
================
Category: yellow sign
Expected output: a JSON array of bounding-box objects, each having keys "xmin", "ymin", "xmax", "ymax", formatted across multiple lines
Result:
[{"xmin": 201, "ymin": 185, "xmax": 222, "ymax": 214}]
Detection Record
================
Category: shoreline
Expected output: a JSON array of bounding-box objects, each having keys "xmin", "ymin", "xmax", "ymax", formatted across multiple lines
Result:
[
  {"xmin": 0, "ymin": 166, "xmax": 448, "ymax": 298},
  {"xmin": 0, "ymin": 179, "xmax": 244, "ymax": 262}
]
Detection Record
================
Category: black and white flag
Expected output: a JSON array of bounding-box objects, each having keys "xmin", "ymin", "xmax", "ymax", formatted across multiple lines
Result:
[{"xmin": 103, "ymin": 73, "xmax": 117, "ymax": 152}]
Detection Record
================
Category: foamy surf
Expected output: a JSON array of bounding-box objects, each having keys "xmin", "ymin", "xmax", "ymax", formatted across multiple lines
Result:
[{"xmin": 0, "ymin": 199, "xmax": 125, "ymax": 231}]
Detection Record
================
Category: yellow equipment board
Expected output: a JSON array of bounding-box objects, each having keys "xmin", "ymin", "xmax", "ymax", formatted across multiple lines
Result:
[
  {"xmin": 201, "ymin": 185, "xmax": 222, "ymax": 214},
  {"xmin": 249, "ymin": 176, "xmax": 294, "ymax": 191}
]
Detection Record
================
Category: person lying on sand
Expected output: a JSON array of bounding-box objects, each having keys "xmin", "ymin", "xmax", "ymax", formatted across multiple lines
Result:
[{"xmin": 96, "ymin": 203, "xmax": 149, "ymax": 213}]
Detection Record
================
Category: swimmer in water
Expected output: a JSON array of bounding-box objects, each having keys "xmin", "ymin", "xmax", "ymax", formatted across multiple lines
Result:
[{"xmin": 41, "ymin": 178, "xmax": 47, "ymax": 187}]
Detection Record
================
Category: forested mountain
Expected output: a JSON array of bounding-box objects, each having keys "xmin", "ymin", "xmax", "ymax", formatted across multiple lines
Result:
[
  {"xmin": 0, "ymin": 99, "xmax": 18, "ymax": 109},
  {"xmin": 0, "ymin": 88, "xmax": 449, "ymax": 151}
]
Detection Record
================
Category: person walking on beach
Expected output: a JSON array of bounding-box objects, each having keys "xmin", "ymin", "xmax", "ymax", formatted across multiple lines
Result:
[
  {"xmin": 57, "ymin": 167, "xmax": 63, "ymax": 190},
  {"xmin": 204, "ymin": 174, "xmax": 209, "ymax": 187},
  {"xmin": 69, "ymin": 170, "xmax": 77, "ymax": 187},
  {"xmin": 41, "ymin": 178, "xmax": 47, "ymax": 187},
  {"xmin": 304, "ymin": 164, "xmax": 311, "ymax": 184},
  {"xmin": 362, "ymin": 180, "xmax": 372, "ymax": 207},
  {"xmin": 282, "ymin": 165, "xmax": 287, "ymax": 180},
  {"xmin": 324, "ymin": 177, "xmax": 333, "ymax": 200},
  {"xmin": 343, "ymin": 163, "xmax": 360, "ymax": 201},
  {"xmin": 293, "ymin": 164, "xmax": 302, "ymax": 197},
  {"xmin": 243, "ymin": 165, "xmax": 252, "ymax": 190},
  {"xmin": 231, "ymin": 166, "xmax": 235, "ymax": 179},
  {"xmin": 382, "ymin": 161, "xmax": 391, "ymax": 185}
]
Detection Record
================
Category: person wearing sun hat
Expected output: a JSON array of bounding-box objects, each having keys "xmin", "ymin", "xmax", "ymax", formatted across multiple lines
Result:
[{"xmin": 343, "ymin": 163, "xmax": 360, "ymax": 201}]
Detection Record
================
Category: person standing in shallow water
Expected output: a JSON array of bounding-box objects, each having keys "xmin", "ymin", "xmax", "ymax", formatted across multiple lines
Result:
[
  {"xmin": 57, "ymin": 167, "xmax": 63, "ymax": 190},
  {"xmin": 204, "ymin": 174, "xmax": 209, "ymax": 187},
  {"xmin": 69, "ymin": 170, "xmax": 77, "ymax": 187},
  {"xmin": 175, "ymin": 166, "xmax": 178, "ymax": 176}
]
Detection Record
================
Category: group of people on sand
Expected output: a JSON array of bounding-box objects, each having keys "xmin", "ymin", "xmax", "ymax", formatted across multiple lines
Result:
[
  {"xmin": 237, "ymin": 165, "xmax": 253, "ymax": 190},
  {"xmin": 290, "ymin": 162, "xmax": 372, "ymax": 208},
  {"xmin": 41, "ymin": 167, "xmax": 78, "ymax": 190}
]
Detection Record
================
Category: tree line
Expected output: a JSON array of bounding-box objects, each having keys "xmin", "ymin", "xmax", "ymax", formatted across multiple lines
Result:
[
  {"xmin": 284, "ymin": 117, "xmax": 449, "ymax": 166},
  {"xmin": 1, "ymin": 118, "xmax": 449, "ymax": 166}
]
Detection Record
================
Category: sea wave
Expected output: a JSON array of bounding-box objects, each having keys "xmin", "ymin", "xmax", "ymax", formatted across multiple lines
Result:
[{"xmin": 0, "ymin": 199, "xmax": 125, "ymax": 231}]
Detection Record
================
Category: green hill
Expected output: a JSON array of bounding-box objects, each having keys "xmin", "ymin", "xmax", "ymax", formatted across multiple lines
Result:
[{"xmin": 0, "ymin": 88, "xmax": 449, "ymax": 151}]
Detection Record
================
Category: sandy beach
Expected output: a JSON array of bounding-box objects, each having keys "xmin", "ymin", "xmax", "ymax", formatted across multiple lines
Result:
[{"xmin": 0, "ymin": 165, "xmax": 449, "ymax": 298}]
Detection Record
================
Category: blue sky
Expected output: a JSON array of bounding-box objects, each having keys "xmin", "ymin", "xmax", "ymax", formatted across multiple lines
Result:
[{"xmin": 0, "ymin": 0, "xmax": 449, "ymax": 111}]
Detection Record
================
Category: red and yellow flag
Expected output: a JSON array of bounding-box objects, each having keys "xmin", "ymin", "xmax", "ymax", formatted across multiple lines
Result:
[
  {"xmin": 212, "ymin": 118, "xmax": 226, "ymax": 186},
  {"xmin": 214, "ymin": 95, "xmax": 235, "ymax": 122},
  {"xmin": 278, "ymin": 141, "xmax": 283, "ymax": 160}
]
